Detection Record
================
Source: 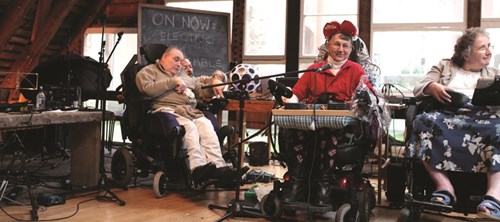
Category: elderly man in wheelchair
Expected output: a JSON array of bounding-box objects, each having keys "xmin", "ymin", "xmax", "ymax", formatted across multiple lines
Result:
[
  {"xmin": 112, "ymin": 44, "xmax": 246, "ymax": 197},
  {"xmin": 135, "ymin": 45, "xmax": 244, "ymax": 183},
  {"xmin": 400, "ymin": 27, "xmax": 500, "ymax": 221}
]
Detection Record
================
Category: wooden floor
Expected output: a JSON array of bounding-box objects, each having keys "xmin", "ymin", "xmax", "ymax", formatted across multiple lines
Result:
[{"xmin": 0, "ymin": 157, "xmax": 488, "ymax": 222}]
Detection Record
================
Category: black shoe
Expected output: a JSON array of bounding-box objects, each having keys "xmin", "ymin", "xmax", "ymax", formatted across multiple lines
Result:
[
  {"xmin": 209, "ymin": 166, "xmax": 226, "ymax": 179},
  {"xmin": 192, "ymin": 162, "xmax": 216, "ymax": 184},
  {"xmin": 215, "ymin": 166, "xmax": 250, "ymax": 188}
]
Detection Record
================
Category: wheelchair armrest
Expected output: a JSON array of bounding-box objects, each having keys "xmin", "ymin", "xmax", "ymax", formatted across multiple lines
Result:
[
  {"xmin": 147, "ymin": 111, "xmax": 181, "ymax": 139},
  {"xmin": 403, "ymin": 104, "xmax": 418, "ymax": 144},
  {"xmin": 125, "ymin": 95, "xmax": 153, "ymax": 104},
  {"xmin": 172, "ymin": 125, "xmax": 185, "ymax": 137},
  {"xmin": 207, "ymin": 98, "xmax": 229, "ymax": 114},
  {"xmin": 405, "ymin": 104, "xmax": 418, "ymax": 129}
]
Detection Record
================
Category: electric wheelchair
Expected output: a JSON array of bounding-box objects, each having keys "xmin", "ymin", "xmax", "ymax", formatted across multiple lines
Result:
[
  {"xmin": 259, "ymin": 88, "xmax": 380, "ymax": 221},
  {"xmin": 396, "ymin": 91, "xmax": 492, "ymax": 221},
  {"xmin": 110, "ymin": 43, "xmax": 236, "ymax": 197}
]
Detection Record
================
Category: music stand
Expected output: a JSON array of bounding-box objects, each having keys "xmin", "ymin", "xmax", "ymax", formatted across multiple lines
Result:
[{"xmin": 205, "ymin": 68, "xmax": 314, "ymax": 221}]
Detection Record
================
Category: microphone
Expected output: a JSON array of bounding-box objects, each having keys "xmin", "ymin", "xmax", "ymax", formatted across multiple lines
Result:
[
  {"xmin": 316, "ymin": 62, "xmax": 333, "ymax": 72},
  {"xmin": 117, "ymin": 31, "xmax": 124, "ymax": 41},
  {"xmin": 268, "ymin": 79, "xmax": 293, "ymax": 106},
  {"xmin": 269, "ymin": 79, "xmax": 293, "ymax": 98}
]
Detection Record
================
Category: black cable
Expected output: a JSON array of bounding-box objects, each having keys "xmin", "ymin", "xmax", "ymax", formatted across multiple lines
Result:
[{"xmin": 0, "ymin": 197, "xmax": 95, "ymax": 221}]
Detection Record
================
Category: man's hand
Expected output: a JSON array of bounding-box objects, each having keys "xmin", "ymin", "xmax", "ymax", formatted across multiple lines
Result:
[
  {"xmin": 175, "ymin": 77, "xmax": 187, "ymax": 95},
  {"xmin": 425, "ymin": 82, "xmax": 451, "ymax": 104}
]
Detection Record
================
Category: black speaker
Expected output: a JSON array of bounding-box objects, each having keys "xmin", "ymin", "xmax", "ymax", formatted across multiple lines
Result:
[
  {"xmin": 386, "ymin": 160, "xmax": 406, "ymax": 206},
  {"xmin": 248, "ymin": 142, "xmax": 269, "ymax": 166}
]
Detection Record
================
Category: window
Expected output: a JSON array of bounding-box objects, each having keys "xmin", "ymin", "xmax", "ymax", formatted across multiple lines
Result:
[
  {"xmin": 244, "ymin": 0, "xmax": 286, "ymax": 57},
  {"xmin": 373, "ymin": 0, "xmax": 464, "ymax": 23},
  {"xmin": 482, "ymin": 0, "xmax": 500, "ymax": 18},
  {"xmin": 372, "ymin": 0, "xmax": 465, "ymax": 141},
  {"xmin": 83, "ymin": 31, "xmax": 137, "ymax": 94},
  {"xmin": 372, "ymin": 31, "xmax": 460, "ymax": 90},
  {"xmin": 482, "ymin": 0, "xmax": 500, "ymax": 69},
  {"xmin": 372, "ymin": 0, "xmax": 465, "ymax": 90},
  {"xmin": 83, "ymin": 30, "xmax": 137, "ymax": 142},
  {"xmin": 167, "ymin": 0, "xmax": 232, "ymax": 13},
  {"xmin": 299, "ymin": 0, "xmax": 358, "ymax": 70},
  {"xmin": 242, "ymin": 0, "xmax": 287, "ymax": 78}
]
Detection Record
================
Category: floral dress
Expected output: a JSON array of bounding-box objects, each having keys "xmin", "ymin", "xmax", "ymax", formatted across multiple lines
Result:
[{"xmin": 406, "ymin": 105, "xmax": 500, "ymax": 173}]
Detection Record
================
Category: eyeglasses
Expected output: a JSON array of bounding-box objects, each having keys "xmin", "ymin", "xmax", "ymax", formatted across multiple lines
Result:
[{"xmin": 477, "ymin": 44, "xmax": 494, "ymax": 53}]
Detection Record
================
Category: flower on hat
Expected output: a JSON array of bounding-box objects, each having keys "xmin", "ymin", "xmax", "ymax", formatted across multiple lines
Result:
[{"xmin": 323, "ymin": 20, "xmax": 357, "ymax": 40}]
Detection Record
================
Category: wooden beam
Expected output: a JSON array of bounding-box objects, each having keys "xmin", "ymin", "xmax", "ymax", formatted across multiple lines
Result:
[
  {"xmin": 2, "ymin": 0, "xmax": 77, "ymax": 103},
  {"xmin": 358, "ymin": 0, "xmax": 372, "ymax": 52},
  {"xmin": 231, "ymin": 0, "xmax": 244, "ymax": 64},
  {"xmin": 9, "ymin": 0, "xmax": 78, "ymax": 73},
  {"xmin": 467, "ymin": 0, "xmax": 481, "ymax": 28},
  {"xmin": 32, "ymin": 0, "xmax": 53, "ymax": 43},
  {"xmin": 0, "ymin": 0, "xmax": 33, "ymax": 52},
  {"xmin": 285, "ymin": 0, "xmax": 300, "ymax": 72},
  {"xmin": 60, "ymin": 0, "xmax": 111, "ymax": 54}
]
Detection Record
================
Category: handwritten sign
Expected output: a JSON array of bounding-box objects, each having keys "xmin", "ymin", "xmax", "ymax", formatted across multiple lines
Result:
[{"xmin": 139, "ymin": 4, "xmax": 230, "ymax": 76}]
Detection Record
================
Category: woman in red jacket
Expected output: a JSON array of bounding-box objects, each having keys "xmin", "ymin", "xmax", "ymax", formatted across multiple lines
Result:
[{"xmin": 282, "ymin": 20, "xmax": 372, "ymax": 206}]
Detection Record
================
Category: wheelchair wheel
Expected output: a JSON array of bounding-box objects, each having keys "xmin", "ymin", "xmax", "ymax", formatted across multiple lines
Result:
[
  {"xmin": 260, "ymin": 193, "xmax": 282, "ymax": 219},
  {"xmin": 111, "ymin": 147, "xmax": 134, "ymax": 187},
  {"xmin": 355, "ymin": 185, "xmax": 373, "ymax": 222},
  {"xmin": 397, "ymin": 207, "xmax": 411, "ymax": 222},
  {"xmin": 153, "ymin": 171, "xmax": 169, "ymax": 198},
  {"xmin": 335, "ymin": 186, "xmax": 373, "ymax": 222},
  {"xmin": 397, "ymin": 206, "xmax": 421, "ymax": 222},
  {"xmin": 335, "ymin": 203, "xmax": 351, "ymax": 222}
]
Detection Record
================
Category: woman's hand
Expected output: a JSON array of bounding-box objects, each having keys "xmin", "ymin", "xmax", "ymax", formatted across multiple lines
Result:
[
  {"xmin": 211, "ymin": 79, "xmax": 225, "ymax": 98},
  {"xmin": 425, "ymin": 82, "xmax": 451, "ymax": 104}
]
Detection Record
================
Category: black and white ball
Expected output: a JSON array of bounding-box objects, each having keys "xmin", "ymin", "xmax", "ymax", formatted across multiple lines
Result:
[{"xmin": 230, "ymin": 64, "xmax": 260, "ymax": 92}]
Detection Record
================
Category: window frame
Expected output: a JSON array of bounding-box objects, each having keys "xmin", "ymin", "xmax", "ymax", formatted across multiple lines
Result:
[{"xmin": 370, "ymin": 0, "xmax": 467, "ymax": 89}]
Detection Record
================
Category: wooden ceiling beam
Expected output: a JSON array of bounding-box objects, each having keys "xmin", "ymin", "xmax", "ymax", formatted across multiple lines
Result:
[
  {"xmin": 31, "ymin": 0, "xmax": 52, "ymax": 43},
  {"xmin": 0, "ymin": 0, "xmax": 33, "ymax": 53},
  {"xmin": 9, "ymin": 0, "xmax": 78, "ymax": 73},
  {"xmin": 61, "ymin": 0, "xmax": 112, "ymax": 54}
]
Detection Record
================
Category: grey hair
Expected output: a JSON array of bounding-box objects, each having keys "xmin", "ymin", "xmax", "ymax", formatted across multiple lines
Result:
[{"xmin": 451, "ymin": 27, "xmax": 489, "ymax": 67}]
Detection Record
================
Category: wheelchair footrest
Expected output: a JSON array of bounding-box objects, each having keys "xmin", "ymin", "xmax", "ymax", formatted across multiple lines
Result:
[
  {"xmin": 197, "ymin": 178, "xmax": 218, "ymax": 188},
  {"xmin": 407, "ymin": 199, "xmax": 454, "ymax": 213},
  {"xmin": 282, "ymin": 202, "xmax": 333, "ymax": 213}
]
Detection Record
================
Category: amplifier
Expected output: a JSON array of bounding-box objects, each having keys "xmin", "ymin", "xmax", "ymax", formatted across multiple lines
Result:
[{"xmin": 44, "ymin": 85, "xmax": 81, "ymax": 109}]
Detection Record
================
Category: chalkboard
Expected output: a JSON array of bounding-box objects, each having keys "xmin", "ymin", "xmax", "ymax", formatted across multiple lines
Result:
[{"xmin": 139, "ymin": 4, "xmax": 230, "ymax": 77}]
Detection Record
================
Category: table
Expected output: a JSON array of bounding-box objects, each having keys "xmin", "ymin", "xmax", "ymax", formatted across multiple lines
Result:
[
  {"xmin": 219, "ymin": 99, "xmax": 276, "ymax": 165},
  {"xmin": 0, "ymin": 110, "xmax": 107, "ymax": 187}
]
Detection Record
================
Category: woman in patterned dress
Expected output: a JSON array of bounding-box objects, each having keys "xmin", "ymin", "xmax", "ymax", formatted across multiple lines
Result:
[{"xmin": 409, "ymin": 27, "xmax": 500, "ymax": 220}]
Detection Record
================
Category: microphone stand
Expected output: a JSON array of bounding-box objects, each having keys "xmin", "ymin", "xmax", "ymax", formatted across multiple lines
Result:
[
  {"xmin": 65, "ymin": 38, "xmax": 72, "ymax": 108},
  {"xmin": 95, "ymin": 18, "xmax": 126, "ymax": 206},
  {"xmin": 205, "ymin": 68, "xmax": 315, "ymax": 89},
  {"xmin": 205, "ymin": 68, "xmax": 313, "ymax": 221}
]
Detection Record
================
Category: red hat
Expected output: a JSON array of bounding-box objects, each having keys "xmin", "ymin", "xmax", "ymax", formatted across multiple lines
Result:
[{"xmin": 323, "ymin": 20, "xmax": 357, "ymax": 40}]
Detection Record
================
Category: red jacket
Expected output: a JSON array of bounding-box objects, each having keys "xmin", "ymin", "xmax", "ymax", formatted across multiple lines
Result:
[{"xmin": 292, "ymin": 60, "xmax": 371, "ymax": 103}]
